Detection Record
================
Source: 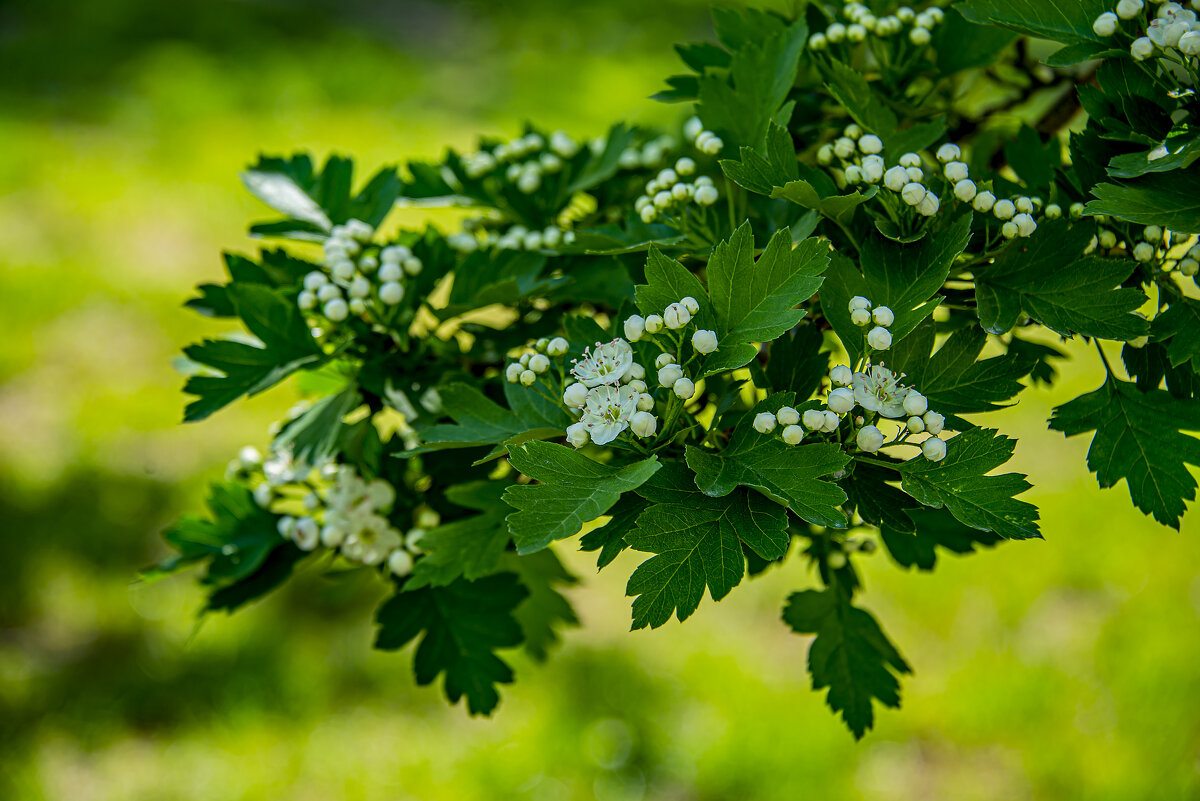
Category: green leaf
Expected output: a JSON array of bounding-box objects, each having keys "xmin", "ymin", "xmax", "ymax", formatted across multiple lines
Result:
[
  {"xmin": 625, "ymin": 463, "xmax": 790, "ymax": 628},
  {"xmin": 417, "ymin": 383, "xmax": 568, "ymax": 455},
  {"xmin": 272, "ymin": 385, "xmax": 362, "ymax": 467},
  {"xmin": 1085, "ymin": 168, "xmax": 1200, "ymax": 233},
  {"xmin": 439, "ymin": 250, "xmax": 559, "ymax": 319},
  {"xmin": 820, "ymin": 215, "xmax": 973, "ymax": 362},
  {"xmin": 880, "ymin": 508, "xmax": 1002, "ymax": 571},
  {"xmin": 206, "ymin": 543, "xmax": 307, "ymax": 613},
  {"xmin": 887, "ymin": 322, "xmax": 1033, "ymax": 418},
  {"xmin": 685, "ymin": 393, "xmax": 849, "ymax": 528},
  {"xmin": 635, "ymin": 246, "xmax": 715, "ymax": 328},
  {"xmin": 1153, "ymin": 297, "xmax": 1200, "ymax": 373},
  {"xmin": 821, "ymin": 60, "xmax": 947, "ymax": 156},
  {"xmin": 703, "ymin": 224, "xmax": 829, "ymax": 374},
  {"xmin": 1050, "ymin": 376, "xmax": 1200, "ymax": 528},
  {"xmin": 934, "ymin": 7, "xmax": 1018, "ymax": 73},
  {"xmin": 1108, "ymin": 135, "xmax": 1200, "ymax": 179},
  {"xmin": 765, "ymin": 323, "xmax": 829, "ymax": 400},
  {"xmin": 567, "ymin": 123, "xmax": 636, "ymax": 194},
  {"xmin": 720, "ymin": 121, "xmax": 799, "ymax": 195},
  {"xmin": 242, "ymin": 154, "xmax": 400, "ymax": 237},
  {"xmin": 783, "ymin": 588, "xmax": 911, "ymax": 739},
  {"xmin": 375, "ymin": 573, "xmax": 527, "ymax": 715},
  {"xmin": 895, "ymin": 427, "xmax": 1041, "ymax": 540},
  {"xmin": 503, "ymin": 442, "xmax": 661, "ymax": 554},
  {"xmin": 578, "ymin": 492, "xmax": 647, "ymax": 569},
  {"xmin": 772, "ymin": 180, "xmax": 878, "ymax": 228},
  {"xmin": 500, "ymin": 550, "xmax": 579, "ymax": 661},
  {"xmin": 959, "ymin": 0, "xmax": 1111, "ymax": 45},
  {"xmin": 407, "ymin": 482, "xmax": 513, "ymax": 589},
  {"xmin": 1004, "ymin": 125, "xmax": 1060, "ymax": 191},
  {"xmin": 182, "ymin": 284, "xmax": 325, "ymax": 422}
]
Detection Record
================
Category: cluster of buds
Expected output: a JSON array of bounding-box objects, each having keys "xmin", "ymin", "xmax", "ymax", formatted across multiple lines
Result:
[
  {"xmin": 296, "ymin": 220, "xmax": 423, "ymax": 324},
  {"xmin": 751, "ymin": 404, "xmax": 834, "ymax": 446},
  {"xmin": 848, "ymin": 295, "xmax": 895, "ymax": 351},
  {"xmin": 561, "ymin": 338, "xmax": 658, "ymax": 446},
  {"xmin": 490, "ymin": 223, "xmax": 577, "ymax": 252},
  {"xmin": 1095, "ymin": 222, "xmax": 1200, "ymax": 277},
  {"xmin": 634, "ymin": 161, "xmax": 720, "ymax": 224},
  {"xmin": 460, "ymin": 130, "xmax": 582, "ymax": 189},
  {"xmin": 808, "ymin": 3, "xmax": 945, "ymax": 49},
  {"xmin": 505, "ymin": 336, "xmax": 570, "ymax": 386},
  {"xmin": 1098, "ymin": 2, "xmax": 1200, "ymax": 71},
  {"xmin": 617, "ymin": 134, "xmax": 681, "ymax": 171},
  {"xmin": 682, "ymin": 116, "xmax": 724, "ymax": 156}
]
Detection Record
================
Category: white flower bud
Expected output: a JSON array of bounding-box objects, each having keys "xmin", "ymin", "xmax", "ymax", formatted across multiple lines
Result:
[
  {"xmin": 828, "ymin": 551, "xmax": 848, "ymax": 569},
  {"xmin": 1044, "ymin": 203, "xmax": 1062, "ymax": 219},
  {"xmin": 1144, "ymin": 225, "xmax": 1163, "ymax": 243},
  {"xmin": 323, "ymin": 298, "xmax": 349, "ymax": 321},
  {"xmin": 320, "ymin": 524, "xmax": 346, "ymax": 548},
  {"xmin": 753, "ymin": 412, "xmax": 778, "ymax": 433},
  {"xmin": 675, "ymin": 157, "xmax": 696, "ymax": 176},
  {"xmin": 872, "ymin": 306, "xmax": 894, "ymax": 327},
  {"xmin": 936, "ymin": 143, "xmax": 961, "ymax": 163},
  {"xmin": 1093, "ymin": 11, "xmax": 1118, "ymax": 36},
  {"xmin": 859, "ymin": 135, "xmax": 883, "ymax": 154},
  {"xmin": 563, "ymin": 382, "xmax": 588, "ymax": 406},
  {"xmin": 673, "ymin": 377, "xmax": 696, "ymax": 400},
  {"xmin": 640, "ymin": 206, "xmax": 658, "ymax": 224},
  {"xmin": 664, "ymin": 303, "xmax": 691, "ymax": 329},
  {"xmin": 884, "ymin": 166, "xmax": 909, "ymax": 192},
  {"xmin": 827, "ymin": 22, "xmax": 847, "ymax": 42},
  {"xmin": 849, "ymin": 295, "xmax": 872, "ymax": 311},
  {"xmin": 624, "ymin": 315, "xmax": 646, "ymax": 342},
  {"xmin": 566, "ymin": 422, "xmax": 589, "ymax": 449},
  {"xmin": 910, "ymin": 26, "xmax": 931, "ymax": 45},
  {"xmin": 822, "ymin": 411, "xmax": 841, "ymax": 432},
  {"xmin": 547, "ymin": 337, "xmax": 569, "ymax": 356},
  {"xmin": 655, "ymin": 353, "xmax": 676, "ymax": 369},
  {"xmin": 1015, "ymin": 196, "xmax": 1033, "ymax": 214},
  {"xmin": 950, "ymin": 179, "xmax": 976, "ymax": 203},
  {"xmin": 857, "ymin": 425, "xmax": 886, "ymax": 452},
  {"xmin": 844, "ymin": 165, "xmax": 864, "ymax": 185},
  {"xmin": 1002, "ymin": 221, "xmax": 1019, "ymax": 239},
  {"xmin": 630, "ymin": 411, "xmax": 658, "ymax": 438},
  {"xmin": 847, "ymin": 23, "xmax": 868, "ymax": 41},
  {"xmin": 922, "ymin": 437, "xmax": 947, "ymax": 462},
  {"xmin": 627, "ymin": 379, "xmax": 648, "ymax": 393},
  {"xmin": 1133, "ymin": 242, "xmax": 1155, "ymax": 262},
  {"xmin": 861, "ymin": 156, "xmax": 885, "ymax": 184},
  {"xmin": 637, "ymin": 393, "xmax": 655, "ymax": 411},
  {"xmin": 777, "ymin": 406, "xmax": 800, "ymax": 426},
  {"xmin": 809, "ymin": 31, "xmax": 828, "ymax": 50},
  {"xmin": 519, "ymin": 369, "xmax": 537, "ymax": 386},
  {"xmin": 1180, "ymin": 258, "xmax": 1199, "ymax": 276},
  {"xmin": 388, "ymin": 549, "xmax": 414, "ymax": 577},
  {"xmin": 348, "ymin": 298, "xmax": 367, "ymax": 315},
  {"xmin": 253, "ymin": 483, "xmax": 274, "ymax": 508},
  {"xmin": 899, "ymin": 152, "xmax": 921, "ymax": 168},
  {"xmin": 827, "ymin": 388, "xmax": 856, "ymax": 414},
  {"xmin": 654, "ymin": 190, "xmax": 673, "ymax": 209},
  {"xmin": 834, "ymin": 137, "xmax": 857, "ymax": 159},
  {"xmin": 831, "ymin": 365, "xmax": 853, "ymax": 386},
  {"xmin": 629, "ymin": 363, "xmax": 645, "ymax": 381},
  {"xmin": 681, "ymin": 296, "xmax": 700, "ymax": 314},
  {"xmin": 903, "ymin": 391, "xmax": 928, "ymax": 416},
  {"xmin": 526, "ymin": 354, "xmax": 548, "ymax": 374},
  {"xmin": 923, "ymin": 410, "xmax": 945, "ymax": 435},
  {"xmin": 906, "ymin": 415, "xmax": 925, "ymax": 434},
  {"xmin": 692, "ymin": 329, "xmax": 719, "ymax": 354},
  {"xmin": 297, "ymin": 290, "xmax": 316, "ymax": 310},
  {"xmin": 405, "ymin": 259, "xmax": 424, "ymax": 279},
  {"xmin": 901, "ymin": 182, "xmax": 927, "ymax": 206},
  {"xmin": 506, "ymin": 363, "xmax": 524, "ymax": 383},
  {"xmin": 1014, "ymin": 213, "xmax": 1037, "ymax": 237},
  {"xmin": 1098, "ymin": 229, "xmax": 1118, "ymax": 249},
  {"xmin": 802, "ymin": 409, "xmax": 825, "ymax": 430},
  {"xmin": 331, "ymin": 260, "xmax": 356, "ymax": 281},
  {"xmin": 973, "ymin": 191, "xmax": 996, "ymax": 212},
  {"xmin": 1132, "ymin": 36, "xmax": 1154, "ymax": 60},
  {"xmin": 658, "ymin": 364, "xmax": 684, "ymax": 386},
  {"xmin": 993, "ymin": 199, "xmax": 1016, "ymax": 220},
  {"xmin": 845, "ymin": 125, "xmax": 863, "ymax": 139},
  {"xmin": 1117, "ymin": 0, "xmax": 1142, "ymax": 18},
  {"xmin": 277, "ymin": 515, "xmax": 296, "ymax": 539},
  {"xmin": 944, "ymin": 161, "xmax": 970, "ymax": 182},
  {"xmin": 644, "ymin": 314, "xmax": 664, "ymax": 333},
  {"xmin": 782, "ymin": 424, "xmax": 805, "ymax": 445},
  {"xmin": 917, "ymin": 193, "xmax": 940, "ymax": 217},
  {"xmin": 378, "ymin": 262, "xmax": 403, "ymax": 282},
  {"xmin": 906, "ymin": 166, "xmax": 924, "ymax": 182},
  {"xmin": 851, "ymin": 308, "xmax": 872, "ymax": 326},
  {"xmin": 817, "ymin": 144, "xmax": 834, "ymax": 165},
  {"xmin": 867, "ymin": 326, "xmax": 893, "ymax": 350},
  {"xmin": 379, "ymin": 282, "xmax": 405, "ymax": 305}
]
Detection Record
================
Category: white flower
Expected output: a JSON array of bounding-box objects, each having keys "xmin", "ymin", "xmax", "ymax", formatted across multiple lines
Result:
[
  {"xmin": 901, "ymin": 182, "xmax": 927, "ymax": 206},
  {"xmin": 572, "ymin": 338, "xmax": 634, "ymax": 386},
  {"xmin": 564, "ymin": 382, "xmax": 589, "ymax": 407},
  {"xmin": 673, "ymin": 377, "xmax": 696, "ymax": 399},
  {"xmin": 954, "ymin": 179, "xmax": 977, "ymax": 202},
  {"xmin": 1132, "ymin": 36, "xmax": 1155, "ymax": 60},
  {"xmin": 645, "ymin": 314, "xmax": 664, "ymax": 333},
  {"xmin": 922, "ymin": 437, "xmax": 947, "ymax": 461},
  {"xmin": 973, "ymin": 191, "xmax": 996, "ymax": 212},
  {"xmin": 1093, "ymin": 11, "xmax": 1118, "ymax": 36},
  {"xmin": 580, "ymin": 384, "xmax": 641, "ymax": 445},
  {"xmin": 830, "ymin": 365, "xmax": 853, "ymax": 386},
  {"xmin": 906, "ymin": 415, "xmax": 925, "ymax": 434},
  {"xmin": 630, "ymin": 411, "xmax": 658, "ymax": 438},
  {"xmin": 884, "ymin": 165, "xmax": 908, "ymax": 192},
  {"xmin": 867, "ymin": 326, "xmax": 893, "ymax": 350},
  {"xmin": 872, "ymin": 306, "xmax": 894, "ymax": 327},
  {"xmin": 853, "ymin": 363, "xmax": 910, "ymax": 418},
  {"xmin": 753, "ymin": 412, "xmax": 778, "ymax": 433},
  {"xmin": 903, "ymin": 391, "xmax": 928, "ymax": 416},
  {"xmin": 565, "ymin": 421, "xmax": 589, "ymax": 448},
  {"xmin": 857, "ymin": 425, "xmax": 886, "ymax": 452},
  {"xmin": 664, "ymin": 303, "xmax": 691, "ymax": 329},
  {"xmin": 547, "ymin": 337, "xmax": 569, "ymax": 356},
  {"xmin": 624, "ymin": 315, "xmax": 646, "ymax": 341},
  {"xmin": 822, "ymin": 411, "xmax": 841, "ymax": 432},
  {"xmin": 859, "ymin": 134, "xmax": 883, "ymax": 154},
  {"xmin": 936, "ymin": 143, "xmax": 961, "ymax": 163},
  {"xmin": 827, "ymin": 388, "xmax": 856, "ymax": 413},
  {"xmin": 343, "ymin": 527, "xmax": 403, "ymax": 566},
  {"xmin": 923, "ymin": 410, "xmax": 945, "ymax": 435},
  {"xmin": 388, "ymin": 549, "xmax": 414, "ymax": 577},
  {"xmin": 1117, "ymin": 0, "xmax": 1142, "ymax": 19},
  {"xmin": 802, "ymin": 409, "xmax": 826, "ymax": 430},
  {"xmin": 692, "ymin": 329, "xmax": 719, "ymax": 354},
  {"xmin": 852, "ymin": 308, "xmax": 872, "ymax": 326},
  {"xmin": 848, "ymin": 295, "xmax": 872, "ymax": 311}
]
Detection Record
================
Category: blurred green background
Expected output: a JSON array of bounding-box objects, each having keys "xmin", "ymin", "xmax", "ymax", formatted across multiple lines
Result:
[{"xmin": 2, "ymin": 1, "xmax": 1198, "ymax": 798}]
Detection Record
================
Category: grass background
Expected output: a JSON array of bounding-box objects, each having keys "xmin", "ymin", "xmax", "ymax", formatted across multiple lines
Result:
[{"xmin": 1, "ymin": 1, "xmax": 1198, "ymax": 798}]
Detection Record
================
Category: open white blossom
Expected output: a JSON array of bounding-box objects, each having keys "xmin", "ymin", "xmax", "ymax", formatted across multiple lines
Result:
[
  {"xmin": 571, "ymin": 338, "xmax": 634, "ymax": 387},
  {"xmin": 852, "ymin": 363, "xmax": 910, "ymax": 418},
  {"xmin": 579, "ymin": 384, "xmax": 641, "ymax": 445}
]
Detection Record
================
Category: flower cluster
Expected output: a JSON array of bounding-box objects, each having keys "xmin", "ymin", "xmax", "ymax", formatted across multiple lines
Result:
[
  {"xmin": 808, "ymin": 3, "xmax": 945, "ymax": 49},
  {"xmin": 459, "ymin": 130, "xmax": 582, "ymax": 189},
  {"xmin": 848, "ymin": 295, "xmax": 895, "ymax": 351},
  {"xmin": 682, "ymin": 116, "xmax": 724, "ymax": 156},
  {"xmin": 505, "ymin": 336, "xmax": 570, "ymax": 385},
  {"xmin": 296, "ymin": 221, "xmax": 423, "ymax": 324},
  {"xmin": 563, "ymin": 338, "xmax": 657, "ymax": 446},
  {"xmin": 617, "ymin": 134, "xmax": 682, "ymax": 171},
  {"xmin": 1091, "ymin": 220, "xmax": 1200, "ymax": 278},
  {"xmin": 634, "ymin": 161, "xmax": 720, "ymax": 224},
  {"xmin": 1096, "ymin": 1, "xmax": 1200, "ymax": 73}
]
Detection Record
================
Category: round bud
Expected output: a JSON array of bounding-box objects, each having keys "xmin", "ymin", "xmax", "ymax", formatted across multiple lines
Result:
[
  {"xmin": 867, "ymin": 326, "xmax": 893, "ymax": 350},
  {"xmin": 884, "ymin": 166, "xmax": 909, "ymax": 192},
  {"xmin": 827, "ymin": 22, "xmax": 847, "ymax": 42},
  {"xmin": 644, "ymin": 314, "xmax": 664, "ymax": 334},
  {"xmin": 1116, "ymin": 0, "xmax": 1142, "ymax": 19},
  {"xmin": 910, "ymin": 26, "xmax": 931, "ymax": 45},
  {"xmin": 901, "ymin": 182, "xmax": 927, "ymax": 206},
  {"xmin": 872, "ymin": 306, "xmax": 895, "ymax": 327},
  {"xmin": 1133, "ymin": 242, "xmax": 1155, "ymax": 262},
  {"xmin": 859, "ymin": 135, "xmax": 883, "ymax": 154},
  {"xmin": 782, "ymin": 424, "xmax": 805, "ymax": 445},
  {"xmin": 323, "ymin": 298, "xmax": 349, "ymax": 321},
  {"xmin": 849, "ymin": 295, "xmax": 872, "ymax": 311},
  {"xmin": 379, "ymin": 262, "xmax": 403, "ymax": 282},
  {"xmin": 1092, "ymin": 11, "xmax": 1118, "ymax": 37},
  {"xmin": 317, "ymin": 284, "xmax": 342, "ymax": 302},
  {"xmin": 954, "ymin": 179, "xmax": 977, "ymax": 202},
  {"xmin": 673, "ymin": 377, "xmax": 696, "ymax": 400},
  {"xmin": 658, "ymin": 364, "xmax": 684, "ymax": 386},
  {"xmin": 675, "ymin": 157, "xmax": 696, "ymax": 176},
  {"xmin": 944, "ymin": 161, "xmax": 969, "ymax": 182},
  {"xmin": 936, "ymin": 143, "xmax": 961, "ymax": 163},
  {"xmin": 1015, "ymin": 196, "xmax": 1033, "ymax": 214},
  {"xmin": 923, "ymin": 410, "xmax": 945, "ymax": 435},
  {"xmin": 692, "ymin": 329, "xmax": 719, "ymax": 354},
  {"xmin": 830, "ymin": 365, "xmax": 853, "ymax": 386},
  {"xmin": 973, "ymin": 191, "xmax": 996, "ymax": 213},
  {"xmin": 1131, "ymin": 36, "xmax": 1154, "ymax": 61},
  {"xmin": 827, "ymin": 388, "xmax": 855, "ymax": 414},
  {"xmin": 903, "ymin": 391, "xmax": 928, "ymax": 416},
  {"xmin": 388, "ymin": 549, "xmax": 414, "ymax": 577},
  {"xmin": 681, "ymin": 296, "xmax": 700, "ymax": 314},
  {"xmin": 802, "ymin": 409, "xmax": 826, "ymax": 431},
  {"xmin": 993, "ymin": 199, "xmax": 1016, "ymax": 220},
  {"xmin": 828, "ymin": 551, "xmax": 848, "ymax": 569},
  {"xmin": 753, "ymin": 412, "xmax": 778, "ymax": 434},
  {"xmin": 655, "ymin": 353, "xmax": 676, "ymax": 369},
  {"xmin": 320, "ymin": 524, "xmax": 346, "ymax": 548},
  {"xmin": 906, "ymin": 415, "xmax": 925, "ymax": 434},
  {"xmin": 1002, "ymin": 221, "xmax": 1020, "ymax": 239},
  {"xmin": 899, "ymin": 152, "xmax": 921, "ymax": 168},
  {"xmin": 852, "ymin": 308, "xmax": 872, "ymax": 326},
  {"xmin": 630, "ymin": 411, "xmax": 658, "ymax": 438},
  {"xmin": 624, "ymin": 315, "xmax": 646, "ymax": 342},
  {"xmin": 637, "ymin": 393, "xmax": 655, "ymax": 412},
  {"xmin": 1144, "ymin": 225, "xmax": 1163, "ymax": 243},
  {"xmin": 856, "ymin": 425, "xmax": 886, "ymax": 452},
  {"xmin": 547, "ymin": 337, "xmax": 569, "ymax": 356},
  {"xmin": 777, "ymin": 406, "xmax": 800, "ymax": 426},
  {"xmin": 297, "ymin": 290, "xmax": 316, "ymax": 310},
  {"xmin": 1044, "ymin": 203, "xmax": 1062, "ymax": 219},
  {"xmin": 304, "ymin": 271, "xmax": 328, "ymax": 290},
  {"xmin": 379, "ymin": 281, "xmax": 405, "ymax": 305},
  {"xmin": 528, "ymin": 354, "xmax": 550, "ymax": 374},
  {"xmin": 922, "ymin": 437, "xmax": 947, "ymax": 462},
  {"xmin": 519, "ymin": 370, "xmax": 537, "ymax": 386},
  {"xmin": 506, "ymin": 363, "xmax": 524, "ymax": 383},
  {"xmin": 565, "ymin": 422, "xmax": 589, "ymax": 449},
  {"xmin": 1098, "ymin": 230, "xmax": 1118, "ymax": 249},
  {"xmin": 822, "ymin": 411, "xmax": 841, "ymax": 432}
]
